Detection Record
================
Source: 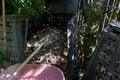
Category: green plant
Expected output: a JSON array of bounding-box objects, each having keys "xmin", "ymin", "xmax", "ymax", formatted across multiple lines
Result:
[
  {"xmin": 0, "ymin": 51, "xmax": 4, "ymax": 64},
  {"xmin": 1, "ymin": 0, "xmax": 46, "ymax": 17},
  {"xmin": 78, "ymin": 0, "xmax": 106, "ymax": 68}
]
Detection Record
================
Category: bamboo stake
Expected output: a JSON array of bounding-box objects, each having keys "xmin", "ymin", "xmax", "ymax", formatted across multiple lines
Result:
[{"xmin": 2, "ymin": 0, "xmax": 8, "ymax": 60}]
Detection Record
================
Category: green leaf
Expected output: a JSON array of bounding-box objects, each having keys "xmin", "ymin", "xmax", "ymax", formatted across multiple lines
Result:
[{"xmin": 0, "ymin": 51, "xmax": 4, "ymax": 64}]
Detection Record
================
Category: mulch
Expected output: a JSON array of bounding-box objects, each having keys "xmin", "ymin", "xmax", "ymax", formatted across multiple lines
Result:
[{"xmin": 24, "ymin": 27, "xmax": 68, "ymax": 78}]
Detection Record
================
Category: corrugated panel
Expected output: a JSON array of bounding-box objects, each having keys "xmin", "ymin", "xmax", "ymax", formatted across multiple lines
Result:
[
  {"xmin": 0, "ymin": 16, "xmax": 25, "ymax": 63},
  {"xmin": 0, "ymin": 39, "xmax": 16, "ymax": 48}
]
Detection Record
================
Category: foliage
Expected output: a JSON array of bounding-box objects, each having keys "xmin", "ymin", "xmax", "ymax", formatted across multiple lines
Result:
[
  {"xmin": 78, "ymin": 0, "xmax": 107, "ymax": 67},
  {"xmin": 79, "ymin": 0, "xmax": 120, "ymax": 68},
  {"xmin": 0, "ymin": 0, "xmax": 17, "ymax": 15},
  {"xmin": 0, "ymin": 0, "xmax": 46, "ymax": 17}
]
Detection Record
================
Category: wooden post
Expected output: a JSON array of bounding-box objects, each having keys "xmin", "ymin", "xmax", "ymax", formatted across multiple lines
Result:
[{"xmin": 2, "ymin": 0, "xmax": 8, "ymax": 60}]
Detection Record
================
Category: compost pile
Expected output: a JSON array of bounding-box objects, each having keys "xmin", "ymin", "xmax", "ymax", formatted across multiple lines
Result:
[{"xmin": 25, "ymin": 27, "xmax": 67, "ymax": 75}]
